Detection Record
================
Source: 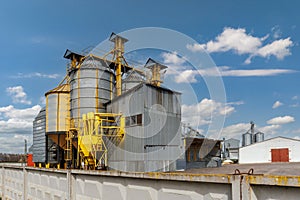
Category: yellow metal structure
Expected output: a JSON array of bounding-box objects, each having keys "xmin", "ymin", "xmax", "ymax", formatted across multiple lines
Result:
[
  {"xmin": 109, "ymin": 33, "xmax": 128, "ymax": 96},
  {"xmin": 77, "ymin": 112, "xmax": 125, "ymax": 169},
  {"xmin": 145, "ymin": 58, "xmax": 167, "ymax": 87}
]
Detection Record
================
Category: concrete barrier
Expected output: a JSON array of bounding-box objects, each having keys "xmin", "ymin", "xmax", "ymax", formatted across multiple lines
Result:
[{"xmin": 0, "ymin": 165, "xmax": 300, "ymax": 200}]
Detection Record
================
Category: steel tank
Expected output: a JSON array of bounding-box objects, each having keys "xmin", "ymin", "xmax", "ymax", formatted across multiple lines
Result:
[
  {"xmin": 45, "ymin": 84, "xmax": 70, "ymax": 133},
  {"xmin": 122, "ymin": 70, "xmax": 144, "ymax": 93},
  {"xmin": 69, "ymin": 55, "xmax": 115, "ymax": 126},
  {"xmin": 33, "ymin": 107, "xmax": 46, "ymax": 163},
  {"xmin": 254, "ymin": 132, "xmax": 264, "ymax": 143},
  {"xmin": 242, "ymin": 132, "xmax": 252, "ymax": 146}
]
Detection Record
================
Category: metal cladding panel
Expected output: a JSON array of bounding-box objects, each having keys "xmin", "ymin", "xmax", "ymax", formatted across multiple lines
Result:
[
  {"xmin": 33, "ymin": 108, "xmax": 46, "ymax": 163},
  {"xmin": 69, "ymin": 57, "xmax": 115, "ymax": 125},
  {"xmin": 122, "ymin": 81, "xmax": 143, "ymax": 93},
  {"xmin": 108, "ymin": 85, "xmax": 144, "ymax": 116},
  {"xmin": 46, "ymin": 92, "xmax": 69, "ymax": 132},
  {"xmin": 107, "ymin": 84, "xmax": 182, "ymax": 172},
  {"xmin": 145, "ymin": 85, "xmax": 181, "ymax": 114},
  {"xmin": 224, "ymin": 138, "xmax": 240, "ymax": 149}
]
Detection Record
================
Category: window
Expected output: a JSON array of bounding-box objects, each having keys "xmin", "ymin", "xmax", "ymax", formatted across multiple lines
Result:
[
  {"xmin": 136, "ymin": 114, "xmax": 142, "ymax": 125},
  {"xmin": 125, "ymin": 114, "xmax": 143, "ymax": 127}
]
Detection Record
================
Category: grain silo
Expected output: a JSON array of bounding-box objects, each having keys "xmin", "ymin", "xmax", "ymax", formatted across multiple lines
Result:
[
  {"xmin": 67, "ymin": 54, "xmax": 115, "ymax": 127},
  {"xmin": 254, "ymin": 132, "xmax": 265, "ymax": 143}
]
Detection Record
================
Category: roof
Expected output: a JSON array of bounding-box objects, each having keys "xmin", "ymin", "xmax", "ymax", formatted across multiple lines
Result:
[
  {"xmin": 144, "ymin": 58, "xmax": 168, "ymax": 70},
  {"xmin": 109, "ymin": 32, "xmax": 128, "ymax": 43},
  {"xmin": 106, "ymin": 82, "xmax": 181, "ymax": 105},
  {"xmin": 225, "ymin": 138, "xmax": 240, "ymax": 142},
  {"xmin": 63, "ymin": 49, "xmax": 85, "ymax": 60},
  {"xmin": 240, "ymin": 136, "xmax": 300, "ymax": 149},
  {"xmin": 45, "ymin": 84, "xmax": 70, "ymax": 96}
]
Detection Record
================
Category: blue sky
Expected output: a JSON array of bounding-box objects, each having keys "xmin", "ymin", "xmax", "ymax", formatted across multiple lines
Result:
[{"xmin": 0, "ymin": 0, "xmax": 300, "ymax": 153}]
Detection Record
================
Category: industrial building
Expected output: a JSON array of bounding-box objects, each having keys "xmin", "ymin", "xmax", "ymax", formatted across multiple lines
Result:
[
  {"xmin": 183, "ymin": 137, "xmax": 221, "ymax": 169},
  {"xmin": 239, "ymin": 136, "xmax": 300, "ymax": 164},
  {"xmin": 223, "ymin": 138, "xmax": 240, "ymax": 162},
  {"xmin": 31, "ymin": 32, "xmax": 184, "ymax": 172}
]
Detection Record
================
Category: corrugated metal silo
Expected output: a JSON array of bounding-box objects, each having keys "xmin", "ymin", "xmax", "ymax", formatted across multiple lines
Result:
[
  {"xmin": 45, "ymin": 84, "xmax": 70, "ymax": 133},
  {"xmin": 254, "ymin": 132, "xmax": 264, "ymax": 143},
  {"xmin": 69, "ymin": 55, "xmax": 115, "ymax": 126},
  {"xmin": 33, "ymin": 107, "xmax": 46, "ymax": 163},
  {"xmin": 122, "ymin": 70, "xmax": 145, "ymax": 93},
  {"xmin": 242, "ymin": 132, "xmax": 252, "ymax": 147},
  {"xmin": 32, "ymin": 107, "xmax": 54, "ymax": 163}
]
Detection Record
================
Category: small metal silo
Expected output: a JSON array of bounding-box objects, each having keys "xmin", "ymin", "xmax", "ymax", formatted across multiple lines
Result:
[
  {"xmin": 254, "ymin": 132, "xmax": 264, "ymax": 143},
  {"xmin": 33, "ymin": 107, "xmax": 46, "ymax": 163},
  {"xmin": 122, "ymin": 70, "xmax": 145, "ymax": 92},
  {"xmin": 45, "ymin": 84, "xmax": 70, "ymax": 133},
  {"xmin": 242, "ymin": 132, "xmax": 252, "ymax": 146}
]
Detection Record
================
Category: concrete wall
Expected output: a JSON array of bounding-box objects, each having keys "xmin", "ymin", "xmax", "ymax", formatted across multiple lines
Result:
[
  {"xmin": 239, "ymin": 137, "xmax": 300, "ymax": 164},
  {"xmin": 1, "ymin": 165, "xmax": 300, "ymax": 200}
]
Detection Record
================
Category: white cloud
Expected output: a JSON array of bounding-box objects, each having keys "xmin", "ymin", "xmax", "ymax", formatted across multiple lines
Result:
[
  {"xmin": 255, "ymin": 38, "xmax": 292, "ymax": 60},
  {"xmin": 0, "ymin": 105, "xmax": 41, "ymax": 134},
  {"xmin": 182, "ymin": 98, "xmax": 237, "ymax": 127},
  {"xmin": 292, "ymin": 128, "xmax": 300, "ymax": 134},
  {"xmin": 267, "ymin": 115, "xmax": 295, "ymax": 125},
  {"xmin": 271, "ymin": 25, "xmax": 282, "ymax": 39},
  {"xmin": 187, "ymin": 27, "xmax": 293, "ymax": 64},
  {"xmin": 290, "ymin": 103, "xmax": 299, "ymax": 108},
  {"xmin": 293, "ymin": 136, "xmax": 300, "ymax": 140},
  {"xmin": 6, "ymin": 86, "xmax": 31, "ymax": 105},
  {"xmin": 187, "ymin": 27, "xmax": 262, "ymax": 54},
  {"xmin": 11, "ymin": 72, "xmax": 60, "ymax": 79},
  {"xmin": 219, "ymin": 123, "xmax": 250, "ymax": 139},
  {"xmin": 0, "ymin": 105, "xmax": 41, "ymax": 153},
  {"xmin": 173, "ymin": 67, "xmax": 295, "ymax": 81},
  {"xmin": 292, "ymin": 96, "xmax": 298, "ymax": 100},
  {"xmin": 272, "ymin": 101, "xmax": 283, "ymax": 109},
  {"xmin": 174, "ymin": 70, "xmax": 197, "ymax": 83},
  {"xmin": 217, "ymin": 122, "xmax": 283, "ymax": 139},
  {"xmin": 161, "ymin": 52, "xmax": 186, "ymax": 65},
  {"xmin": 215, "ymin": 67, "xmax": 294, "ymax": 77},
  {"xmin": 259, "ymin": 124, "xmax": 281, "ymax": 135},
  {"xmin": 0, "ymin": 133, "xmax": 33, "ymax": 153},
  {"xmin": 186, "ymin": 43, "xmax": 206, "ymax": 52}
]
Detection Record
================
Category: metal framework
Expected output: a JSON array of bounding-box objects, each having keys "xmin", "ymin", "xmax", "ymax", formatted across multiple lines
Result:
[{"xmin": 77, "ymin": 112, "xmax": 125, "ymax": 169}]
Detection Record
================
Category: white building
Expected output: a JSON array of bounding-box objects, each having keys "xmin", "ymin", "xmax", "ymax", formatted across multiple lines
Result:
[{"xmin": 239, "ymin": 136, "xmax": 300, "ymax": 164}]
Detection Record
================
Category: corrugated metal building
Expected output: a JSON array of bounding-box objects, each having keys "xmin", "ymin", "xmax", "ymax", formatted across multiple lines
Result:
[
  {"xmin": 182, "ymin": 138, "xmax": 221, "ymax": 169},
  {"xmin": 106, "ymin": 83, "xmax": 182, "ymax": 172},
  {"xmin": 224, "ymin": 138, "xmax": 240, "ymax": 162},
  {"xmin": 239, "ymin": 136, "xmax": 300, "ymax": 164}
]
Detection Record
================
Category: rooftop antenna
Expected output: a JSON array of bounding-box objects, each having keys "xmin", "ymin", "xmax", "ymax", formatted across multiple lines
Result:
[{"xmin": 109, "ymin": 32, "xmax": 128, "ymax": 96}]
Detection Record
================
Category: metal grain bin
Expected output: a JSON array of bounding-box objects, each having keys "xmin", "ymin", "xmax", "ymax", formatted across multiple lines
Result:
[
  {"xmin": 69, "ymin": 55, "xmax": 115, "ymax": 126},
  {"xmin": 122, "ymin": 70, "xmax": 145, "ymax": 93},
  {"xmin": 254, "ymin": 132, "xmax": 264, "ymax": 143},
  {"xmin": 33, "ymin": 107, "xmax": 47, "ymax": 163},
  {"xmin": 45, "ymin": 84, "xmax": 70, "ymax": 133},
  {"xmin": 242, "ymin": 132, "xmax": 252, "ymax": 147}
]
